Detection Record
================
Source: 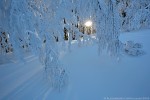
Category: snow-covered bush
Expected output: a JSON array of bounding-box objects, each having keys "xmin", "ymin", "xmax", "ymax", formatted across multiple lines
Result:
[{"xmin": 122, "ymin": 41, "xmax": 145, "ymax": 57}]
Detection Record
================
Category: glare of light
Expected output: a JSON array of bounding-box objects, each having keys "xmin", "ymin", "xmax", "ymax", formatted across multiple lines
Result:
[{"xmin": 84, "ymin": 20, "xmax": 92, "ymax": 27}]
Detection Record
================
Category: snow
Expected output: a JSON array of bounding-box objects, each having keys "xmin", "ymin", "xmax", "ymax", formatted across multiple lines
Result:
[
  {"xmin": 0, "ymin": 29, "xmax": 150, "ymax": 100},
  {"xmin": 1, "ymin": 0, "xmax": 150, "ymax": 99},
  {"xmin": 61, "ymin": 30, "xmax": 150, "ymax": 100}
]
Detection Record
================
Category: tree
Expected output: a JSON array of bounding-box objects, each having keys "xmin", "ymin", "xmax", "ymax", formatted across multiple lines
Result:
[{"xmin": 0, "ymin": 0, "xmax": 68, "ymax": 89}]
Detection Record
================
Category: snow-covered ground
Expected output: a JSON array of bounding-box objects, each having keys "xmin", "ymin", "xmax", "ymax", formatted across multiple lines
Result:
[{"xmin": 0, "ymin": 29, "xmax": 150, "ymax": 100}]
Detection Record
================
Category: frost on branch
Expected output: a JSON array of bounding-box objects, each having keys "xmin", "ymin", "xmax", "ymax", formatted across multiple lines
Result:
[
  {"xmin": 96, "ymin": 0, "xmax": 121, "ymax": 57},
  {"xmin": 96, "ymin": 0, "xmax": 145, "ymax": 59},
  {"xmin": 0, "ymin": 0, "xmax": 68, "ymax": 90}
]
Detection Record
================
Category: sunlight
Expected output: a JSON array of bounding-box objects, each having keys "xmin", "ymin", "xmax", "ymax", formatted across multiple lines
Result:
[{"xmin": 84, "ymin": 20, "xmax": 93, "ymax": 27}]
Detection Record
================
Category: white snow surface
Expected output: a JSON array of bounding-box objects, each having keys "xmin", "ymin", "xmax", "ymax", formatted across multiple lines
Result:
[{"xmin": 0, "ymin": 29, "xmax": 150, "ymax": 100}]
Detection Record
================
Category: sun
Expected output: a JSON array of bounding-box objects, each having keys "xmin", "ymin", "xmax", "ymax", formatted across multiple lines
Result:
[{"xmin": 84, "ymin": 20, "xmax": 93, "ymax": 27}]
